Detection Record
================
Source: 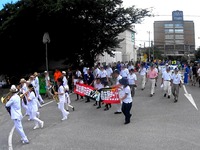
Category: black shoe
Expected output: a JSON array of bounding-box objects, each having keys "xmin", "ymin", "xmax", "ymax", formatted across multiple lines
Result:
[
  {"xmin": 114, "ymin": 111, "xmax": 122, "ymax": 114},
  {"xmin": 85, "ymin": 100, "xmax": 90, "ymax": 103},
  {"xmin": 150, "ymin": 94, "xmax": 153, "ymax": 97},
  {"xmin": 168, "ymin": 95, "xmax": 170, "ymax": 99},
  {"xmin": 104, "ymin": 108, "xmax": 109, "ymax": 111},
  {"xmin": 174, "ymin": 100, "xmax": 178, "ymax": 103},
  {"xmin": 72, "ymin": 107, "xmax": 75, "ymax": 111},
  {"xmin": 93, "ymin": 103, "xmax": 97, "ymax": 106},
  {"xmin": 164, "ymin": 93, "xmax": 166, "ymax": 97},
  {"xmin": 124, "ymin": 121, "xmax": 130, "ymax": 125},
  {"xmin": 97, "ymin": 106, "xmax": 101, "ymax": 109}
]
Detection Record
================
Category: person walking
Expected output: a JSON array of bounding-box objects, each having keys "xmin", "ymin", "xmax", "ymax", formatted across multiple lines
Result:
[
  {"xmin": 161, "ymin": 67, "xmax": 172, "ymax": 99},
  {"xmin": 171, "ymin": 68, "xmax": 182, "ymax": 103},
  {"xmin": 6, "ymin": 85, "xmax": 29, "ymax": 144},
  {"xmin": 147, "ymin": 64, "xmax": 158, "ymax": 97},
  {"xmin": 118, "ymin": 78, "xmax": 133, "ymax": 125},
  {"xmin": 138, "ymin": 63, "xmax": 147, "ymax": 90}
]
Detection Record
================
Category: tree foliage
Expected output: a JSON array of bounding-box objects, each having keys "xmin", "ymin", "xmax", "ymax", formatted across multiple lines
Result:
[{"xmin": 0, "ymin": 0, "xmax": 152, "ymax": 75}]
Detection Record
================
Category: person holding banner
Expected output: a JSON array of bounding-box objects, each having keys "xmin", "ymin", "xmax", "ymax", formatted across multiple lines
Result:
[
  {"xmin": 112, "ymin": 69, "xmax": 122, "ymax": 114},
  {"xmin": 119, "ymin": 77, "xmax": 133, "ymax": 125}
]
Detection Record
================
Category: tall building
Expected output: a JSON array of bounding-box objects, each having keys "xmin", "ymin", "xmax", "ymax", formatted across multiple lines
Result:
[{"xmin": 154, "ymin": 10, "xmax": 195, "ymax": 59}]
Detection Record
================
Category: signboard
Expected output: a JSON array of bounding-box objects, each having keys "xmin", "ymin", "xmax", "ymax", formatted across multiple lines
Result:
[{"xmin": 172, "ymin": 10, "xmax": 183, "ymax": 21}]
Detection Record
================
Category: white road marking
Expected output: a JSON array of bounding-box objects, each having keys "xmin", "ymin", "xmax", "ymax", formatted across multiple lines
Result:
[
  {"xmin": 181, "ymin": 77, "xmax": 198, "ymax": 110},
  {"xmin": 8, "ymin": 93, "xmax": 72, "ymax": 150}
]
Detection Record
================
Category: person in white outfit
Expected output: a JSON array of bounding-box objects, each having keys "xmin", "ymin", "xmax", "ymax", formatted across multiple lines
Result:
[
  {"xmin": 62, "ymin": 71, "xmax": 74, "ymax": 111},
  {"xmin": 54, "ymin": 77, "xmax": 70, "ymax": 121},
  {"xmin": 29, "ymin": 75, "xmax": 42, "ymax": 108},
  {"xmin": 44, "ymin": 71, "xmax": 53, "ymax": 99},
  {"xmin": 139, "ymin": 63, "xmax": 147, "ymax": 90},
  {"xmin": 19, "ymin": 78, "xmax": 29, "ymax": 116},
  {"xmin": 6, "ymin": 85, "xmax": 29, "ymax": 144},
  {"xmin": 112, "ymin": 69, "xmax": 123, "ymax": 114},
  {"xmin": 26, "ymin": 84, "xmax": 44, "ymax": 130},
  {"xmin": 161, "ymin": 67, "xmax": 172, "ymax": 99},
  {"xmin": 33, "ymin": 72, "xmax": 45, "ymax": 104}
]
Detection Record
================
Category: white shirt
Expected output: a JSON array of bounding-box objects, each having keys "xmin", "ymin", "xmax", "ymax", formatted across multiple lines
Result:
[
  {"xmin": 58, "ymin": 85, "xmax": 65, "ymax": 103},
  {"xmin": 127, "ymin": 73, "xmax": 137, "ymax": 85},
  {"xmin": 116, "ymin": 75, "xmax": 122, "ymax": 85},
  {"xmin": 171, "ymin": 73, "xmax": 182, "ymax": 84},
  {"xmin": 34, "ymin": 76, "xmax": 40, "ymax": 91},
  {"xmin": 62, "ymin": 76, "xmax": 68, "ymax": 90},
  {"xmin": 120, "ymin": 68, "xmax": 129, "ymax": 78},
  {"xmin": 27, "ymin": 91, "xmax": 38, "ymax": 115},
  {"xmin": 99, "ymin": 70, "xmax": 107, "ymax": 78},
  {"xmin": 162, "ymin": 71, "xmax": 171, "ymax": 81},
  {"xmin": 122, "ymin": 86, "xmax": 132, "ymax": 103},
  {"xmin": 139, "ymin": 67, "xmax": 147, "ymax": 76},
  {"xmin": 106, "ymin": 67, "xmax": 113, "ymax": 78},
  {"xmin": 6, "ymin": 93, "xmax": 23, "ymax": 120},
  {"xmin": 75, "ymin": 70, "xmax": 82, "ymax": 78},
  {"xmin": 94, "ymin": 68, "xmax": 101, "ymax": 78}
]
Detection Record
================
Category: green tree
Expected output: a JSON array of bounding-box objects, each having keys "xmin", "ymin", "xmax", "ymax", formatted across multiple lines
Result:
[{"xmin": 0, "ymin": 0, "xmax": 152, "ymax": 75}]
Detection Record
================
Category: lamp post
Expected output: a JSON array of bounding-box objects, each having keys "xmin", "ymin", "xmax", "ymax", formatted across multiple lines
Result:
[{"xmin": 43, "ymin": 32, "xmax": 50, "ymax": 72}]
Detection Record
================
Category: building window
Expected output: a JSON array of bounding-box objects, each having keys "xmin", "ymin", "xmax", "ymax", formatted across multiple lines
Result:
[
  {"xmin": 165, "ymin": 40, "xmax": 174, "ymax": 45},
  {"xmin": 175, "ymin": 29, "xmax": 184, "ymax": 33},
  {"xmin": 175, "ymin": 35, "xmax": 184, "ymax": 39},
  {"xmin": 165, "ymin": 29, "xmax": 174, "ymax": 33},
  {"xmin": 165, "ymin": 34, "xmax": 174, "ymax": 39},
  {"xmin": 175, "ymin": 23, "xmax": 183, "ymax": 28},
  {"xmin": 164, "ymin": 24, "xmax": 173, "ymax": 28},
  {"xmin": 175, "ymin": 40, "xmax": 184, "ymax": 44}
]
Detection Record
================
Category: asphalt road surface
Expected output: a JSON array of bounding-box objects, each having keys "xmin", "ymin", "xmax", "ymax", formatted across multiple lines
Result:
[{"xmin": 0, "ymin": 73, "xmax": 200, "ymax": 150}]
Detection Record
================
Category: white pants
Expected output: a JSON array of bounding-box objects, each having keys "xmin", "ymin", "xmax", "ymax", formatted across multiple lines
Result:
[
  {"xmin": 163, "ymin": 80, "xmax": 171, "ymax": 96},
  {"xmin": 58, "ymin": 102, "xmax": 69, "ymax": 118},
  {"xmin": 35, "ymin": 88, "xmax": 44, "ymax": 103},
  {"xmin": 149, "ymin": 79, "xmax": 156, "ymax": 95},
  {"xmin": 141, "ymin": 75, "xmax": 146, "ymax": 89},
  {"xmin": 13, "ymin": 119, "xmax": 28, "ymax": 141}
]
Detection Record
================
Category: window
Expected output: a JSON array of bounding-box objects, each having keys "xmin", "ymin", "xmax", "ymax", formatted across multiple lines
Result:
[
  {"xmin": 175, "ymin": 23, "xmax": 183, "ymax": 28},
  {"xmin": 175, "ymin": 35, "xmax": 184, "ymax": 39},
  {"xmin": 165, "ymin": 34, "xmax": 174, "ymax": 39},
  {"xmin": 165, "ymin": 40, "xmax": 174, "ymax": 45},
  {"xmin": 164, "ymin": 24, "xmax": 173, "ymax": 28},
  {"xmin": 175, "ymin": 40, "xmax": 184, "ymax": 44},
  {"xmin": 165, "ymin": 29, "xmax": 174, "ymax": 33},
  {"xmin": 175, "ymin": 29, "xmax": 183, "ymax": 33}
]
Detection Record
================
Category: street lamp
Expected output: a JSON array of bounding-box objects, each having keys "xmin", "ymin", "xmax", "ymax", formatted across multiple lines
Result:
[{"xmin": 43, "ymin": 32, "xmax": 50, "ymax": 72}]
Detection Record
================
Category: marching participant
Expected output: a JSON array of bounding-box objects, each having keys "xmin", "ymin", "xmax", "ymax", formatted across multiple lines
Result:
[
  {"xmin": 29, "ymin": 75, "xmax": 42, "ymax": 108},
  {"xmin": 44, "ymin": 71, "xmax": 53, "ymax": 99},
  {"xmin": 62, "ymin": 71, "xmax": 75, "ymax": 111},
  {"xmin": 19, "ymin": 78, "xmax": 29, "ymax": 116},
  {"xmin": 6, "ymin": 85, "xmax": 29, "ymax": 144},
  {"xmin": 147, "ymin": 64, "xmax": 158, "ymax": 97},
  {"xmin": 26, "ymin": 84, "xmax": 44, "ymax": 130},
  {"xmin": 127, "ymin": 68, "xmax": 137, "ymax": 97},
  {"xmin": 118, "ymin": 78, "xmax": 133, "ymax": 124},
  {"xmin": 171, "ymin": 68, "xmax": 182, "ymax": 103},
  {"xmin": 161, "ymin": 67, "xmax": 172, "ymax": 99},
  {"xmin": 54, "ymin": 77, "xmax": 70, "ymax": 121},
  {"xmin": 138, "ymin": 63, "xmax": 147, "ymax": 90},
  {"xmin": 33, "ymin": 72, "xmax": 45, "ymax": 104}
]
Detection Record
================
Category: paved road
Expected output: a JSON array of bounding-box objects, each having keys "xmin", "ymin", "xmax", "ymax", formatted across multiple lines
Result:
[{"xmin": 0, "ymin": 73, "xmax": 200, "ymax": 150}]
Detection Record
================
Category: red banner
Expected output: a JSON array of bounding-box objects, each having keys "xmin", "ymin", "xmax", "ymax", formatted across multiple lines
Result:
[{"xmin": 74, "ymin": 83, "xmax": 120, "ymax": 104}]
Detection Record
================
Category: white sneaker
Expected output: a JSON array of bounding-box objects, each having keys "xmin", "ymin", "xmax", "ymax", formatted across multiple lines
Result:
[
  {"xmin": 61, "ymin": 116, "xmax": 68, "ymax": 121},
  {"xmin": 33, "ymin": 124, "xmax": 40, "ymax": 130},
  {"xmin": 22, "ymin": 140, "xmax": 29, "ymax": 144},
  {"xmin": 40, "ymin": 121, "xmax": 44, "ymax": 128}
]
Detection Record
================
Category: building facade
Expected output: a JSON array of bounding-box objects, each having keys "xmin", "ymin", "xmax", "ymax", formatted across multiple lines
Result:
[
  {"xmin": 97, "ymin": 28, "xmax": 137, "ymax": 64},
  {"xmin": 154, "ymin": 10, "xmax": 195, "ymax": 59}
]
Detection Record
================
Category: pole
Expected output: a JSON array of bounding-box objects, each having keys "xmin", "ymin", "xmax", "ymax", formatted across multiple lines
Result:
[
  {"xmin": 148, "ymin": 31, "xmax": 150, "ymax": 62},
  {"xmin": 45, "ymin": 43, "xmax": 48, "ymax": 72}
]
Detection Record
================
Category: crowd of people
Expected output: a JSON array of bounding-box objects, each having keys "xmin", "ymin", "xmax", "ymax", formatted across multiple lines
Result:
[{"xmin": 3, "ymin": 60, "xmax": 200, "ymax": 145}]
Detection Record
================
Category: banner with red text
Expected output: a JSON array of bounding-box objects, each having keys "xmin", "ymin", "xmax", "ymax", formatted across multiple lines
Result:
[{"xmin": 74, "ymin": 83, "xmax": 120, "ymax": 104}]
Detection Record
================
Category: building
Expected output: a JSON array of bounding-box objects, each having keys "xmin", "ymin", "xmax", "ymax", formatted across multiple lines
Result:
[
  {"xmin": 97, "ymin": 28, "xmax": 137, "ymax": 64},
  {"xmin": 154, "ymin": 10, "xmax": 195, "ymax": 60}
]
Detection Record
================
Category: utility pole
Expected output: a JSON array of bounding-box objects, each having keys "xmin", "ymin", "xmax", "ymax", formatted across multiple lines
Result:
[{"xmin": 148, "ymin": 31, "xmax": 151, "ymax": 62}]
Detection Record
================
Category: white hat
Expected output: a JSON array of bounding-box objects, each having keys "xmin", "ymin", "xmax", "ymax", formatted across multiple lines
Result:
[
  {"xmin": 165, "ymin": 63, "xmax": 168, "ymax": 66},
  {"xmin": 20, "ymin": 78, "xmax": 26, "ymax": 83},
  {"xmin": 62, "ymin": 71, "xmax": 66, "ymax": 74},
  {"xmin": 44, "ymin": 71, "xmax": 48, "ymax": 73},
  {"xmin": 10, "ymin": 85, "xmax": 18, "ymax": 93}
]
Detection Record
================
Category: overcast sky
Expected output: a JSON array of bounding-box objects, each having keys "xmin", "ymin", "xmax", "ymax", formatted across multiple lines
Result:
[
  {"xmin": 122, "ymin": 0, "xmax": 200, "ymax": 49},
  {"xmin": 1, "ymin": 0, "xmax": 200, "ymax": 48}
]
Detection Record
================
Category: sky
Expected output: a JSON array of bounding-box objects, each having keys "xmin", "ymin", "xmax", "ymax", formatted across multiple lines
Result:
[
  {"xmin": 122, "ymin": 0, "xmax": 200, "ymax": 49},
  {"xmin": 0, "ymin": 0, "xmax": 200, "ymax": 48}
]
